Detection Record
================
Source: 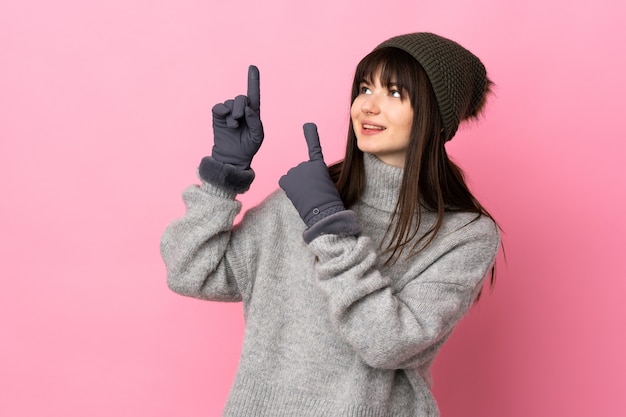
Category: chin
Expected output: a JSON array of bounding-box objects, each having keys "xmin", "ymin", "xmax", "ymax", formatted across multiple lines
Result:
[{"xmin": 356, "ymin": 139, "xmax": 380, "ymax": 155}]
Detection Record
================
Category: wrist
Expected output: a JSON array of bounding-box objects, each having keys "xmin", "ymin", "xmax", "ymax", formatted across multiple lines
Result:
[
  {"xmin": 198, "ymin": 156, "xmax": 255, "ymax": 194},
  {"xmin": 303, "ymin": 210, "xmax": 361, "ymax": 244},
  {"xmin": 304, "ymin": 203, "xmax": 346, "ymax": 227}
]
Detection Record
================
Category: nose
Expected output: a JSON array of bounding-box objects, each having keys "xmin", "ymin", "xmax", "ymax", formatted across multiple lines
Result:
[{"xmin": 361, "ymin": 94, "xmax": 380, "ymax": 115}]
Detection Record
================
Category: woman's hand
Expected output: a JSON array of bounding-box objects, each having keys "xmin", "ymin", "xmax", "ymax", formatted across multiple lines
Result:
[
  {"xmin": 279, "ymin": 123, "xmax": 345, "ymax": 227},
  {"xmin": 211, "ymin": 65, "xmax": 264, "ymax": 170}
]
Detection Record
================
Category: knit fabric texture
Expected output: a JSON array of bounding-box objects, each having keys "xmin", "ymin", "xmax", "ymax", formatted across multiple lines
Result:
[
  {"xmin": 160, "ymin": 153, "xmax": 500, "ymax": 416},
  {"xmin": 376, "ymin": 32, "xmax": 488, "ymax": 141}
]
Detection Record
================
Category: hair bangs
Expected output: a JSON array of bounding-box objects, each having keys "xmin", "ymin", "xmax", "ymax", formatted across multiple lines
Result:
[{"xmin": 352, "ymin": 47, "xmax": 422, "ymax": 101}]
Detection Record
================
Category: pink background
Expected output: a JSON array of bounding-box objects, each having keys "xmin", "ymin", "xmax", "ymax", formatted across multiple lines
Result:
[{"xmin": 2, "ymin": 0, "xmax": 625, "ymax": 416}]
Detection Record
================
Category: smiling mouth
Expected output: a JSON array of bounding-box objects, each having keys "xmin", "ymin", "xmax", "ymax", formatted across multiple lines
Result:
[{"xmin": 362, "ymin": 124, "xmax": 385, "ymax": 131}]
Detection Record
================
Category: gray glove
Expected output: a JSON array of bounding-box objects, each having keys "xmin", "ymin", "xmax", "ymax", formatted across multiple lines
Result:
[
  {"xmin": 279, "ymin": 123, "xmax": 360, "ymax": 242},
  {"xmin": 199, "ymin": 65, "xmax": 262, "ymax": 193},
  {"xmin": 211, "ymin": 65, "xmax": 263, "ymax": 170}
]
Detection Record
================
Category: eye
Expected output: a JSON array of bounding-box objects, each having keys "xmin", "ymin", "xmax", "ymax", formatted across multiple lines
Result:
[
  {"xmin": 359, "ymin": 84, "xmax": 372, "ymax": 95},
  {"xmin": 390, "ymin": 89, "xmax": 402, "ymax": 98}
]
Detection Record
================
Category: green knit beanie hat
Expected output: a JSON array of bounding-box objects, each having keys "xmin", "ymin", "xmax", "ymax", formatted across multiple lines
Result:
[{"xmin": 375, "ymin": 32, "xmax": 490, "ymax": 141}]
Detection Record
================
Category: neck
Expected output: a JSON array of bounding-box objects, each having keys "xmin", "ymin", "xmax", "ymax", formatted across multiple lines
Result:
[{"xmin": 360, "ymin": 153, "xmax": 404, "ymax": 213}]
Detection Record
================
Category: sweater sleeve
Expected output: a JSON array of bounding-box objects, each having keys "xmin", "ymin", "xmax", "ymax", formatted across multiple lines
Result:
[
  {"xmin": 308, "ymin": 217, "xmax": 500, "ymax": 370},
  {"xmin": 160, "ymin": 180, "xmax": 251, "ymax": 302}
]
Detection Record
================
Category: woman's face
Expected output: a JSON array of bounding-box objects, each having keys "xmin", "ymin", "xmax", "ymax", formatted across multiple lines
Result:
[{"xmin": 351, "ymin": 71, "xmax": 414, "ymax": 168}]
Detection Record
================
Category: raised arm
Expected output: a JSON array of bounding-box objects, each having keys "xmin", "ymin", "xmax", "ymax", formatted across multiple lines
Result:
[{"xmin": 161, "ymin": 65, "xmax": 265, "ymax": 301}]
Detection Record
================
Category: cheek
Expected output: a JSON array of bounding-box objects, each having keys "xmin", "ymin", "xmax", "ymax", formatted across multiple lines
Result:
[
  {"xmin": 402, "ymin": 109, "xmax": 414, "ymax": 133},
  {"xmin": 350, "ymin": 98, "xmax": 361, "ymax": 121}
]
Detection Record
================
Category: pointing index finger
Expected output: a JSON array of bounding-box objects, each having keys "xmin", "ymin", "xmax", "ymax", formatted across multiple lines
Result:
[
  {"xmin": 247, "ymin": 65, "xmax": 260, "ymax": 114},
  {"xmin": 303, "ymin": 123, "xmax": 323, "ymax": 161}
]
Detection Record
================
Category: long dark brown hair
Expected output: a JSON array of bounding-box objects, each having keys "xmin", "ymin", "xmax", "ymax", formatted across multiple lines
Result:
[{"xmin": 329, "ymin": 47, "xmax": 498, "ymax": 288}]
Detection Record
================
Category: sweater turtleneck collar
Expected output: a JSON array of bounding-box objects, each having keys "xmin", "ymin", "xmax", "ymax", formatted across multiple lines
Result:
[{"xmin": 360, "ymin": 153, "xmax": 404, "ymax": 213}]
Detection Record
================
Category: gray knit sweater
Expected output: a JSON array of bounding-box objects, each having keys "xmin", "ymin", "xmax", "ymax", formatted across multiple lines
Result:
[{"xmin": 160, "ymin": 153, "xmax": 500, "ymax": 416}]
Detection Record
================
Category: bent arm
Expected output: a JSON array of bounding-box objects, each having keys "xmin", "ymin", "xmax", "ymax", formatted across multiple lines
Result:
[
  {"xmin": 160, "ymin": 181, "xmax": 247, "ymax": 302},
  {"xmin": 310, "ymin": 217, "xmax": 500, "ymax": 369}
]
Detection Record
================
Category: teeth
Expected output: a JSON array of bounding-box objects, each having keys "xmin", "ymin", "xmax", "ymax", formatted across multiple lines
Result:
[{"xmin": 363, "ymin": 124, "xmax": 384, "ymax": 130}]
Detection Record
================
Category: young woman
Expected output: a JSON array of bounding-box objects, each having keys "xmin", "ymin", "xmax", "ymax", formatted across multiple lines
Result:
[{"xmin": 161, "ymin": 32, "xmax": 500, "ymax": 417}]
